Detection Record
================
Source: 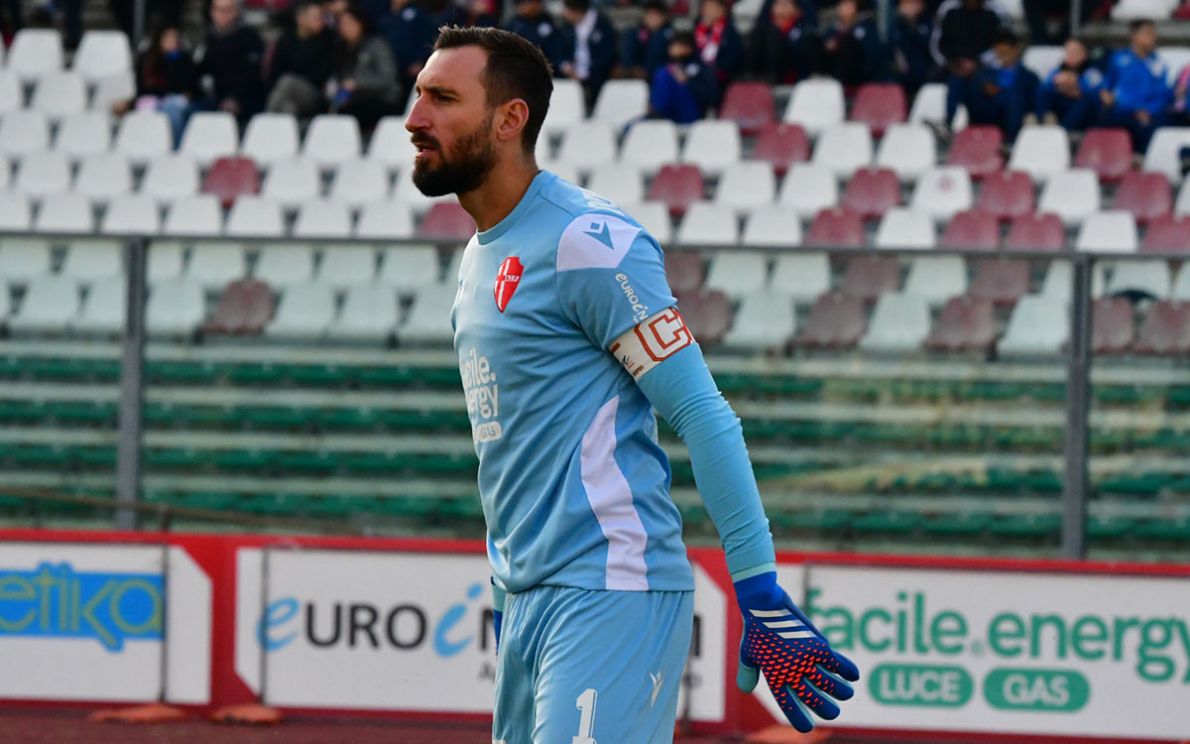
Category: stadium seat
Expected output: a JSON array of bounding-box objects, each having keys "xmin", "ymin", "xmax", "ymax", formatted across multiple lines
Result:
[
  {"xmin": 724, "ymin": 288, "xmax": 796, "ymax": 349},
  {"xmin": 8, "ymin": 275, "xmax": 79, "ymax": 333},
  {"xmin": 771, "ymin": 252, "xmax": 830, "ymax": 302},
  {"xmin": 392, "ymin": 167, "xmax": 449, "ymax": 214},
  {"xmin": 620, "ymin": 120, "xmax": 679, "ymax": 173},
  {"xmin": 1037, "ymin": 168, "xmax": 1099, "ymax": 225},
  {"xmin": 202, "ymin": 156, "xmax": 261, "ymax": 209},
  {"xmin": 294, "ymin": 199, "xmax": 352, "ymax": 239},
  {"xmin": 1022, "ymin": 45, "xmax": 1064, "ymax": 79},
  {"xmin": 255, "ymin": 243, "xmax": 315, "ymax": 288},
  {"xmin": 73, "ymin": 276, "xmax": 126, "ymax": 335},
  {"xmin": 1134, "ymin": 300, "xmax": 1190, "ymax": 354},
  {"xmin": 742, "ymin": 205, "xmax": 801, "ymax": 247},
  {"xmin": 623, "ymin": 202, "xmax": 672, "ymax": 244},
  {"xmin": 968, "ymin": 257, "xmax": 1028, "ymax": 306},
  {"xmin": 302, "ymin": 114, "xmax": 362, "ymax": 168},
  {"xmin": 113, "ymin": 111, "xmax": 172, "ymax": 165},
  {"xmin": 908, "ymin": 83, "xmax": 947, "ymax": 124},
  {"xmin": 1041, "ymin": 260, "xmax": 1106, "ymax": 302},
  {"xmin": 146, "ymin": 278, "xmax": 205, "ymax": 336},
  {"xmin": 683, "ymin": 120, "xmax": 742, "ymax": 176},
  {"xmin": 998, "ymin": 294, "xmax": 1068, "ymax": 355},
  {"xmin": 55, "ymin": 111, "xmax": 112, "ymax": 160},
  {"xmin": 875, "ymin": 123, "xmax": 935, "ymax": 181},
  {"xmin": 1009, "ymin": 126, "xmax": 1071, "ymax": 181},
  {"xmin": 1159, "ymin": 45, "xmax": 1190, "ymax": 72},
  {"xmin": 784, "ymin": 78, "xmax": 845, "ymax": 136},
  {"xmin": 1075, "ymin": 210, "xmax": 1138, "ymax": 253},
  {"xmin": 926, "ymin": 295, "xmax": 998, "ymax": 352},
  {"xmin": 715, "ymin": 161, "xmax": 776, "ymax": 211},
  {"xmin": 226, "ymin": 197, "xmax": 284, "ymax": 237},
  {"xmin": 101, "ymin": 194, "xmax": 161, "ymax": 234},
  {"xmin": 0, "ymin": 193, "xmax": 33, "ymax": 233},
  {"xmin": 1176, "ymin": 176, "xmax": 1190, "ymax": 216},
  {"xmin": 795, "ymin": 291, "xmax": 867, "ymax": 349},
  {"xmin": 719, "ymin": 82, "xmax": 776, "ymax": 136},
  {"xmin": 141, "ymin": 155, "xmax": 200, "ymax": 205},
  {"xmin": 186, "ymin": 241, "xmax": 247, "ymax": 290},
  {"xmin": 180, "ymin": 112, "xmax": 240, "ymax": 166},
  {"xmin": 555, "ymin": 121, "xmax": 616, "ymax": 174},
  {"xmin": 591, "ymin": 79, "xmax": 648, "ymax": 131},
  {"xmin": 203, "ymin": 278, "xmax": 273, "ymax": 336},
  {"xmin": 0, "ymin": 69, "xmax": 22, "ymax": 115},
  {"xmin": 147, "ymin": 242, "xmax": 185, "ymax": 284},
  {"xmin": 61, "ymin": 238, "xmax": 122, "ymax": 282},
  {"xmin": 812, "ymin": 122, "xmax": 873, "ymax": 178},
  {"xmin": 330, "ymin": 158, "xmax": 391, "ymax": 207},
  {"xmin": 1005, "ymin": 212, "xmax": 1064, "ymax": 251},
  {"xmin": 329, "ymin": 282, "xmax": 398, "ymax": 341},
  {"xmin": 1112, "ymin": 171, "xmax": 1172, "ymax": 223},
  {"xmin": 34, "ymin": 192, "xmax": 94, "ymax": 234},
  {"xmin": 676, "ymin": 202, "xmax": 738, "ymax": 246},
  {"xmin": 841, "ymin": 254, "xmax": 901, "ymax": 300},
  {"xmin": 705, "ymin": 251, "xmax": 768, "ymax": 297},
  {"xmin": 8, "ymin": 29, "xmax": 64, "ymax": 83},
  {"xmin": 1074, "ymin": 128, "xmax": 1133, "ymax": 183},
  {"xmin": 0, "ymin": 111, "xmax": 51, "ymax": 157},
  {"xmin": 400, "ymin": 283, "xmax": 456, "ymax": 344},
  {"xmin": 648, "ymin": 164, "xmax": 704, "ymax": 217},
  {"xmin": 379, "ymin": 245, "xmax": 440, "ymax": 293},
  {"xmin": 675, "ymin": 289, "xmax": 732, "ymax": 346},
  {"xmin": 1091, "ymin": 297, "xmax": 1135, "ymax": 354},
  {"xmin": 946, "ymin": 126, "xmax": 1003, "ymax": 178},
  {"xmin": 319, "ymin": 245, "xmax": 377, "ymax": 287},
  {"xmin": 860, "ymin": 292, "xmax": 930, "ymax": 351},
  {"xmin": 73, "ymin": 152, "xmax": 132, "ymax": 205},
  {"xmin": 73, "ymin": 31, "xmax": 132, "ymax": 82},
  {"xmin": 665, "ymin": 252, "xmax": 705, "ymax": 294},
  {"xmin": 1112, "ymin": 0, "xmax": 1177, "ymax": 20},
  {"xmin": 262, "ymin": 157, "xmax": 322, "ymax": 209},
  {"xmin": 241, "ymin": 113, "xmax": 300, "ymax": 165},
  {"xmin": 368, "ymin": 117, "xmax": 417, "ymax": 172},
  {"xmin": 541, "ymin": 79, "xmax": 584, "ymax": 135},
  {"xmin": 875, "ymin": 208, "xmax": 935, "ymax": 249},
  {"xmin": 807, "ymin": 207, "xmax": 863, "ymax": 247},
  {"xmin": 263, "ymin": 281, "xmax": 335, "ymax": 339},
  {"xmin": 905, "ymin": 256, "xmax": 967, "ymax": 304},
  {"xmin": 941, "ymin": 210, "xmax": 999, "ymax": 249},
  {"xmin": 779, "ymin": 164, "xmax": 839, "ymax": 217},
  {"xmin": 850, "ymin": 83, "xmax": 906, "ymax": 136},
  {"xmin": 419, "ymin": 202, "xmax": 476, "ymax": 241},
  {"xmin": 752, "ymin": 123, "xmax": 810, "ymax": 176},
  {"xmin": 1142, "ymin": 214, "xmax": 1190, "ymax": 252},
  {"xmin": 841, "ymin": 167, "xmax": 901, "ymax": 220},
  {"xmin": 1177, "ymin": 264, "xmax": 1190, "ymax": 300},
  {"xmin": 1107, "ymin": 259, "xmax": 1171, "ymax": 299},
  {"xmin": 911, "ymin": 166, "xmax": 973, "ymax": 221},
  {"xmin": 30, "ymin": 70, "xmax": 87, "ymax": 120},
  {"xmin": 1142, "ymin": 127, "xmax": 1190, "ymax": 183},
  {"xmin": 164, "ymin": 195, "xmax": 223, "ymax": 236},
  {"xmin": 356, "ymin": 200, "xmax": 415, "ymax": 240},
  {"xmin": 587, "ymin": 163, "xmax": 644, "ymax": 206},
  {"xmin": 15, "ymin": 150, "xmax": 71, "ymax": 198},
  {"xmin": 0, "ymin": 231, "xmax": 49, "ymax": 281},
  {"xmin": 90, "ymin": 71, "xmax": 134, "ymax": 113}
]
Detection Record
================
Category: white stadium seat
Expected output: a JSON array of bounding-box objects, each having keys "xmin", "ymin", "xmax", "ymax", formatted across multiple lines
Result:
[
  {"xmin": 73, "ymin": 31, "xmax": 133, "ymax": 83},
  {"xmin": 586, "ymin": 163, "xmax": 644, "ymax": 206},
  {"xmin": 1144, "ymin": 128, "xmax": 1190, "ymax": 183},
  {"xmin": 255, "ymin": 243, "xmax": 316, "ymax": 288},
  {"xmin": 1041, "ymin": 260, "xmax": 1106, "ymax": 302},
  {"xmin": 724, "ymin": 289, "xmax": 796, "ymax": 349},
  {"xmin": 55, "ymin": 111, "xmax": 113, "ymax": 159},
  {"xmin": 164, "ymin": 195, "xmax": 223, "ymax": 236},
  {"xmin": 676, "ymin": 202, "xmax": 738, "ymax": 246},
  {"xmin": 74, "ymin": 276, "xmax": 126, "ymax": 335},
  {"xmin": 141, "ymin": 155, "xmax": 200, "ymax": 204},
  {"xmin": 742, "ymin": 205, "xmax": 802, "ymax": 247},
  {"xmin": 1038, "ymin": 168, "xmax": 1100, "ymax": 225},
  {"xmin": 379, "ymin": 245, "xmax": 440, "ymax": 292},
  {"xmin": 779, "ymin": 163, "xmax": 839, "ymax": 217},
  {"xmin": 812, "ymin": 122, "xmax": 873, "ymax": 178},
  {"xmin": 0, "ymin": 69, "xmax": 23, "ymax": 115},
  {"xmin": 1107, "ymin": 261, "xmax": 1171, "ymax": 298},
  {"xmin": 328, "ymin": 282, "xmax": 398, "ymax": 341},
  {"xmin": 226, "ymin": 196, "xmax": 284, "ymax": 237},
  {"xmin": 621, "ymin": 202, "xmax": 672, "ymax": 244},
  {"xmin": 318, "ymin": 245, "xmax": 377, "ymax": 287},
  {"xmin": 715, "ymin": 161, "xmax": 776, "ymax": 211},
  {"xmin": 683, "ymin": 120, "xmax": 742, "ymax": 176},
  {"xmin": 179, "ymin": 112, "xmax": 239, "ymax": 166},
  {"xmin": 555, "ymin": 121, "xmax": 617, "ymax": 174},
  {"xmin": 1075, "ymin": 210, "xmax": 1138, "ymax": 253},
  {"xmin": 8, "ymin": 275, "xmax": 79, "ymax": 333},
  {"xmin": 15, "ymin": 150, "xmax": 72, "ymax": 198},
  {"xmin": 542, "ymin": 79, "xmax": 585, "ymax": 135},
  {"xmin": 330, "ymin": 159, "xmax": 391, "ymax": 207},
  {"xmin": 0, "ymin": 192, "xmax": 34, "ymax": 232},
  {"xmin": 8, "ymin": 29, "xmax": 64, "ymax": 83},
  {"xmin": 303, "ymin": 114, "xmax": 362, "ymax": 167},
  {"xmin": 187, "ymin": 241, "xmax": 247, "ymax": 289},
  {"xmin": 1022, "ymin": 46, "xmax": 1064, "ymax": 79},
  {"xmin": 1173, "ymin": 264, "xmax": 1190, "ymax": 300},
  {"xmin": 619, "ymin": 120, "xmax": 679, "ymax": 173},
  {"xmin": 241, "ymin": 113, "xmax": 300, "ymax": 165},
  {"xmin": 1158, "ymin": 47, "xmax": 1190, "ymax": 77},
  {"xmin": 0, "ymin": 154, "xmax": 8, "ymax": 191},
  {"xmin": 267, "ymin": 281, "xmax": 336, "ymax": 338},
  {"xmin": 146, "ymin": 278, "xmax": 204, "ymax": 335},
  {"xmin": 999, "ymin": 294, "xmax": 1068, "ymax": 355},
  {"xmin": 368, "ymin": 116, "xmax": 416, "ymax": 171},
  {"xmin": 590, "ymin": 79, "xmax": 648, "ymax": 130},
  {"xmin": 905, "ymin": 256, "xmax": 968, "ymax": 305},
  {"xmin": 399, "ymin": 283, "xmax": 455, "ymax": 343},
  {"xmin": 261, "ymin": 157, "xmax": 322, "ymax": 208},
  {"xmin": 0, "ymin": 234, "xmax": 50, "ymax": 281},
  {"xmin": 30, "ymin": 70, "xmax": 87, "ymax": 120},
  {"xmin": 90, "ymin": 71, "xmax": 135, "ymax": 113},
  {"xmin": 911, "ymin": 166, "xmax": 973, "ymax": 221},
  {"xmin": 0, "ymin": 111, "xmax": 51, "ymax": 157},
  {"xmin": 705, "ymin": 251, "xmax": 769, "ymax": 297},
  {"xmin": 102, "ymin": 194, "xmax": 161, "ymax": 234},
  {"xmin": 1112, "ymin": 0, "xmax": 1177, "ymax": 20},
  {"xmin": 35, "ymin": 193, "xmax": 94, "ymax": 234},
  {"xmin": 908, "ymin": 83, "xmax": 947, "ymax": 124},
  {"xmin": 61, "ymin": 238, "xmax": 123, "ymax": 282},
  {"xmin": 875, "ymin": 208, "xmax": 936, "ymax": 249},
  {"xmin": 391, "ymin": 169, "xmax": 451, "ymax": 213},
  {"xmin": 74, "ymin": 152, "xmax": 133, "ymax": 204},
  {"xmin": 772, "ymin": 252, "xmax": 830, "ymax": 302},
  {"xmin": 294, "ymin": 199, "xmax": 352, "ymax": 239},
  {"xmin": 859, "ymin": 293, "xmax": 931, "ymax": 352},
  {"xmin": 1009, "ymin": 125, "xmax": 1071, "ymax": 181},
  {"xmin": 356, "ymin": 200, "xmax": 414, "ymax": 240},
  {"xmin": 784, "ymin": 78, "xmax": 845, "ymax": 136},
  {"xmin": 876, "ymin": 123, "xmax": 936, "ymax": 181},
  {"xmin": 113, "ymin": 110, "xmax": 172, "ymax": 165},
  {"xmin": 147, "ymin": 242, "xmax": 185, "ymax": 284}
]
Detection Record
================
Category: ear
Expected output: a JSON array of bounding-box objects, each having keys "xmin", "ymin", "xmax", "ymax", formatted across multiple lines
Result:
[{"xmin": 494, "ymin": 98, "xmax": 530, "ymax": 145}]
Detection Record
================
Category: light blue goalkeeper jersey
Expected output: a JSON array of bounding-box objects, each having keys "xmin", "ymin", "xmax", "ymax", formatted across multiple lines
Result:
[{"xmin": 451, "ymin": 170, "xmax": 696, "ymax": 595}]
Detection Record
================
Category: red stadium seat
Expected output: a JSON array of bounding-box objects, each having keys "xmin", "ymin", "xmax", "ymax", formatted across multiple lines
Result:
[
  {"xmin": 946, "ymin": 126, "xmax": 1004, "ymax": 178},
  {"xmin": 807, "ymin": 207, "xmax": 864, "ymax": 247},
  {"xmin": 675, "ymin": 289, "xmax": 732, "ymax": 347},
  {"xmin": 840, "ymin": 167, "xmax": 901, "ymax": 220},
  {"xmin": 202, "ymin": 156, "xmax": 260, "ymax": 210},
  {"xmin": 968, "ymin": 258, "xmax": 1030, "ymax": 305},
  {"xmin": 840, "ymin": 255, "xmax": 901, "ymax": 301},
  {"xmin": 204, "ymin": 279, "xmax": 274, "ymax": 336},
  {"xmin": 1112, "ymin": 171, "xmax": 1173, "ymax": 224},
  {"xmin": 1142, "ymin": 215, "xmax": 1190, "ymax": 253},
  {"xmin": 648, "ymin": 164, "xmax": 704, "ymax": 217},
  {"xmin": 976, "ymin": 170, "xmax": 1034, "ymax": 220},
  {"xmin": 753, "ymin": 123, "xmax": 810, "ymax": 177},
  {"xmin": 419, "ymin": 202, "xmax": 477, "ymax": 241},
  {"xmin": 940, "ymin": 210, "xmax": 1000, "ymax": 250},
  {"xmin": 665, "ymin": 251, "xmax": 706, "ymax": 294},
  {"xmin": 1074, "ymin": 128, "xmax": 1133, "ymax": 183},
  {"xmin": 719, "ymin": 82, "xmax": 776, "ymax": 137},
  {"xmin": 795, "ymin": 291, "xmax": 868, "ymax": 349},
  {"xmin": 850, "ymin": 84, "xmax": 907, "ymax": 137},
  {"xmin": 1134, "ymin": 301, "xmax": 1190, "ymax": 355},
  {"xmin": 1004, "ymin": 213, "xmax": 1065, "ymax": 251},
  {"xmin": 1091, "ymin": 298, "xmax": 1135, "ymax": 354},
  {"xmin": 926, "ymin": 296, "xmax": 998, "ymax": 352}
]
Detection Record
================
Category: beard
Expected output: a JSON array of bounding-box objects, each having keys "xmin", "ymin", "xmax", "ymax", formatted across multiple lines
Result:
[{"xmin": 411, "ymin": 113, "xmax": 497, "ymax": 197}]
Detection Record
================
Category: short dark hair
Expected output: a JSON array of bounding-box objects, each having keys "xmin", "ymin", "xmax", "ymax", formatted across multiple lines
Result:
[
  {"xmin": 643, "ymin": 0, "xmax": 668, "ymax": 12},
  {"xmin": 1130, "ymin": 18, "xmax": 1155, "ymax": 34},
  {"xmin": 671, "ymin": 30, "xmax": 696, "ymax": 47},
  {"xmin": 433, "ymin": 26, "xmax": 553, "ymax": 156},
  {"xmin": 993, "ymin": 29, "xmax": 1019, "ymax": 47},
  {"xmin": 563, "ymin": 0, "xmax": 591, "ymax": 12}
]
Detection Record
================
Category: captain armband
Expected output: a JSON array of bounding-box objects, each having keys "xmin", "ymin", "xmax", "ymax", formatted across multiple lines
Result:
[{"xmin": 608, "ymin": 307, "xmax": 695, "ymax": 381}]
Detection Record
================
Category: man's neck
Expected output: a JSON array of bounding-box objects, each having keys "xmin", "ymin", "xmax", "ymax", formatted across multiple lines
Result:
[{"xmin": 458, "ymin": 157, "xmax": 540, "ymax": 232}]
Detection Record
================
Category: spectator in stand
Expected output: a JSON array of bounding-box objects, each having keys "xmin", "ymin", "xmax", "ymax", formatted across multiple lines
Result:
[
  {"xmin": 822, "ymin": 0, "xmax": 886, "ymax": 88},
  {"xmin": 948, "ymin": 29, "xmax": 1037, "ymax": 139},
  {"xmin": 331, "ymin": 4, "xmax": 401, "ymax": 128},
  {"xmin": 0, "ymin": 0, "xmax": 21, "ymax": 40},
  {"xmin": 890, "ymin": 0, "xmax": 936, "ymax": 97},
  {"xmin": 1099, "ymin": 20, "xmax": 1172, "ymax": 152},
  {"xmin": 1034, "ymin": 37, "xmax": 1102, "ymax": 131},
  {"xmin": 695, "ymin": 0, "xmax": 744, "ymax": 92},
  {"xmin": 197, "ymin": 0, "xmax": 266, "ymax": 125},
  {"xmin": 559, "ymin": 0, "xmax": 618, "ymax": 107},
  {"xmin": 108, "ymin": 0, "xmax": 183, "ymax": 47},
  {"xmin": 439, "ymin": 0, "xmax": 497, "ymax": 28},
  {"xmin": 650, "ymin": 30, "xmax": 718, "ymax": 124},
  {"xmin": 1022, "ymin": 0, "xmax": 1089, "ymax": 46},
  {"xmin": 747, "ymin": 0, "xmax": 821, "ymax": 84},
  {"xmin": 505, "ymin": 0, "xmax": 565, "ymax": 72},
  {"xmin": 934, "ymin": 0, "xmax": 1000, "ymax": 71},
  {"xmin": 622, "ymin": 0, "xmax": 674, "ymax": 82},
  {"xmin": 267, "ymin": 0, "xmax": 337, "ymax": 118},
  {"xmin": 114, "ymin": 24, "xmax": 200, "ymax": 145},
  {"xmin": 380, "ymin": 0, "xmax": 438, "ymax": 110}
]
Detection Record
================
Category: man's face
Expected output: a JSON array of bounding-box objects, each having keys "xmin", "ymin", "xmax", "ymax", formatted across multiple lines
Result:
[
  {"xmin": 516, "ymin": 0, "xmax": 541, "ymax": 17},
  {"xmin": 407, "ymin": 47, "xmax": 500, "ymax": 197},
  {"xmin": 836, "ymin": 0, "xmax": 856, "ymax": 25},
  {"xmin": 669, "ymin": 40, "xmax": 693, "ymax": 60},
  {"xmin": 1133, "ymin": 24, "xmax": 1157, "ymax": 55},
  {"xmin": 1063, "ymin": 39, "xmax": 1087, "ymax": 68},
  {"xmin": 994, "ymin": 41, "xmax": 1018, "ymax": 66},
  {"xmin": 772, "ymin": 0, "xmax": 797, "ymax": 24},
  {"xmin": 562, "ymin": 6, "xmax": 584, "ymax": 25},
  {"xmin": 701, "ymin": 0, "xmax": 724, "ymax": 24},
  {"xmin": 643, "ymin": 8, "xmax": 666, "ymax": 30},
  {"xmin": 297, "ymin": 5, "xmax": 324, "ymax": 34},
  {"xmin": 211, "ymin": 0, "xmax": 238, "ymax": 30}
]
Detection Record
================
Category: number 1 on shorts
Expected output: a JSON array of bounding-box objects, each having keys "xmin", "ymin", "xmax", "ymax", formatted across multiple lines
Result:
[{"xmin": 573, "ymin": 688, "xmax": 597, "ymax": 744}]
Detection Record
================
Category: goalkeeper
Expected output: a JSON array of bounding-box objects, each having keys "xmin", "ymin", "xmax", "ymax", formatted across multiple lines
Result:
[{"xmin": 406, "ymin": 26, "xmax": 858, "ymax": 744}]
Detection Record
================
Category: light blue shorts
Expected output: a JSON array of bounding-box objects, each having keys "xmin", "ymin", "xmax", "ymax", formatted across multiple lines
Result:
[{"xmin": 492, "ymin": 585, "xmax": 695, "ymax": 744}]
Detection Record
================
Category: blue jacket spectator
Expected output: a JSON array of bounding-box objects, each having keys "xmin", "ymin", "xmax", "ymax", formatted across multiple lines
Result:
[
  {"xmin": 505, "ymin": 0, "xmax": 566, "ymax": 72},
  {"xmin": 650, "ymin": 31, "xmax": 719, "ymax": 124},
  {"xmin": 379, "ymin": 0, "xmax": 438, "ymax": 108},
  {"xmin": 890, "ymin": 0, "xmax": 936, "ymax": 96},
  {"xmin": 747, "ymin": 0, "xmax": 822, "ymax": 84},
  {"xmin": 694, "ymin": 0, "xmax": 745, "ymax": 89},
  {"xmin": 1099, "ymin": 20, "xmax": 1172, "ymax": 151},
  {"xmin": 1034, "ymin": 38, "xmax": 1103, "ymax": 131},
  {"xmin": 559, "ymin": 0, "xmax": 618, "ymax": 106},
  {"xmin": 823, "ymin": 0, "xmax": 886, "ymax": 87},
  {"xmin": 948, "ymin": 30, "xmax": 1038, "ymax": 139},
  {"xmin": 622, "ymin": 0, "xmax": 674, "ymax": 82}
]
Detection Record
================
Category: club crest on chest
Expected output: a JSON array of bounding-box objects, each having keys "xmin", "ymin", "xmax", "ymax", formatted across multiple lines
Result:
[{"xmin": 494, "ymin": 256, "xmax": 524, "ymax": 313}]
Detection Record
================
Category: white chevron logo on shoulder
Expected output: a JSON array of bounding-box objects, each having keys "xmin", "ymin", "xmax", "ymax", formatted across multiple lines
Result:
[
  {"xmin": 649, "ymin": 671, "xmax": 664, "ymax": 707},
  {"xmin": 749, "ymin": 609, "xmax": 817, "ymax": 639},
  {"xmin": 556, "ymin": 213, "xmax": 641, "ymax": 272}
]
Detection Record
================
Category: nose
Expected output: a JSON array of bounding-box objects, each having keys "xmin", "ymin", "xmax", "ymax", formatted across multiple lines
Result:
[{"xmin": 405, "ymin": 94, "xmax": 429, "ymax": 134}]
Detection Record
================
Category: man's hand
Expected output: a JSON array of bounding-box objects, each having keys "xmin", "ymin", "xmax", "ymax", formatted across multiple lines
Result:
[{"xmin": 735, "ymin": 572, "xmax": 859, "ymax": 733}]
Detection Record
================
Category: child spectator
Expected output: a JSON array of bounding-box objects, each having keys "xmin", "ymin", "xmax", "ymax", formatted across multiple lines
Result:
[
  {"xmin": 1034, "ymin": 37, "xmax": 1102, "ymax": 131},
  {"xmin": 1099, "ymin": 20, "xmax": 1172, "ymax": 152},
  {"xmin": 622, "ymin": 1, "xmax": 674, "ymax": 82},
  {"xmin": 559, "ymin": 0, "xmax": 618, "ymax": 107},
  {"xmin": 267, "ymin": 0, "xmax": 338, "ymax": 118},
  {"xmin": 650, "ymin": 30, "xmax": 718, "ymax": 124},
  {"xmin": 948, "ymin": 29, "xmax": 1038, "ymax": 139},
  {"xmin": 331, "ymin": 4, "xmax": 401, "ymax": 129},
  {"xmin": 822, "ymin": 0, "xmax": 885, "ymax": 88},
  {"xmin": 380, "ymin": 0, "xmax": 438, "ymax": 110},
  {"xmin": 197, "ymin": 0, "xmax": 267, "ymax": 125},
  {"xmin": 747, "ymin": 0, "xmax": 822, "ymax": 84}
]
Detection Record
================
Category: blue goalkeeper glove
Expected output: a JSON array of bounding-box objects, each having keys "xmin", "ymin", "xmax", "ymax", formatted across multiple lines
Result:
[
  {"xmin": 734, "ymin": 571, "xmax": 859, "ymax": 733},
  {"xmin": 491, "ymin": 579, "xmax": 505, "ymax": 654}
]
